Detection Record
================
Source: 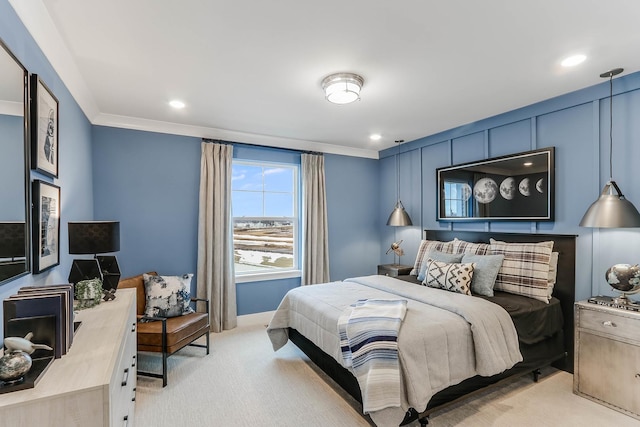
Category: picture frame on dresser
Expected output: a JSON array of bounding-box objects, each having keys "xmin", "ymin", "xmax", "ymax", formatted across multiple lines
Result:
[
  {"xmin": 30, "ymin": 74, "xmax": 59, "ymax": 178},
  {"xmin": 437, "ymin": 147, "xmax": 554, "ymax": 221},
  {"xmin": 32, "ymin": 180, "xmax": 60, "ymax": 273}
]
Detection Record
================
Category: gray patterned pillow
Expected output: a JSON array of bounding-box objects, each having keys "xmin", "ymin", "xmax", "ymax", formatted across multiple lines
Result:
[
  {"xmin": 422, "ymin": 258, "xmax": 475, "ymax": 295},
  {"xmin": 142, "ymin": 273, "xmax": 195, "ymax": 318}
]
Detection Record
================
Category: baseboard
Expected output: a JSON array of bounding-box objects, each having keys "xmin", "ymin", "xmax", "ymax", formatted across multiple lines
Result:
[{"xmin": 237, "ymin": 310, "xmax": 275, "ymax": 327}]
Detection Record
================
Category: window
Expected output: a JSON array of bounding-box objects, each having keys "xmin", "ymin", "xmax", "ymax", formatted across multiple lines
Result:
[
  {"xmin": 231, "ymin": 160, "xmax": 299, "ymax": 279},
  {"xmin": 443, "ymin": 180, "xmax": 472, "ymax": 218}
]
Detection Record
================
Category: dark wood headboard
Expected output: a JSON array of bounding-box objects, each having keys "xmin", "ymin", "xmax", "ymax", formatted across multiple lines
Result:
[{"xmin": 425, "ymin": 229, "xmax": 577, "ymax": 373}]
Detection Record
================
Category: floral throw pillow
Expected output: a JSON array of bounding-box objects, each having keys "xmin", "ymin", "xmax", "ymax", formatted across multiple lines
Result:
[{"xmin": 142, "ymin": 273, "xmax": 195, "ymax": 318}]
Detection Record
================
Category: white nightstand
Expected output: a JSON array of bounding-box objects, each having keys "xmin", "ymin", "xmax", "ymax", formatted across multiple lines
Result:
[{"xmin": 574, "ymin": 300, "xmax": 640, "ymax": 420}]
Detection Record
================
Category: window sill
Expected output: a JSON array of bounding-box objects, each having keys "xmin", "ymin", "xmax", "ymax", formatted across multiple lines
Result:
[{"xmin": 235, "ymin": 269, "xmax": 302, "ymax": 283}]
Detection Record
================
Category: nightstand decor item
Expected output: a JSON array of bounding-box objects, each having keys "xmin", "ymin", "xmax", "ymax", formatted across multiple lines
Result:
[
  {"xmin": 605, "ymin": 263, "xmax": 640, "ymax": 304},
  {"xmin": 386, "ymin": 240, "xmax": 405, "ymax": 265},
  {"xmin": 387, "ymin": 140, "xmax": 413, "ymax": 226},
  {"xmin": 68, "ymin": 221, "xmax": 121, "ymax": 295},
  {"xmin": 579, "ymin": 68, "xmax": 640, "ymax": 228}
]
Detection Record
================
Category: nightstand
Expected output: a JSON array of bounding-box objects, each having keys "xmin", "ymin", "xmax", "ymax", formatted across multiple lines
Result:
[
  {"xmin": 377, "ymin": 264, "xmax": 412, "ymax": 277},
  {"xmin": 574, "ymin": 300, "xmax": 640, "ymax": 420}
]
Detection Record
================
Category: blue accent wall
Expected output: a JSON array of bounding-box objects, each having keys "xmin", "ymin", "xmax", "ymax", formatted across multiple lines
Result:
[
  {"xmin": 379, "ymin": 72, "xmax": 640, "ymax": 302},
  {"xmin": 0, "ymin": 0, "xmax": 94, "ymax": 340}
]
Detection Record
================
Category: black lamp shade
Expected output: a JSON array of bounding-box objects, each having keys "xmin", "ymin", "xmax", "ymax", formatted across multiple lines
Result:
[
  {"xmin": 0, "ymin": 222, "xmax": 26, "ymax": 258},
  {"xmin": 69, "ymin": 221, "xmax": 120, "ymax": 254}
]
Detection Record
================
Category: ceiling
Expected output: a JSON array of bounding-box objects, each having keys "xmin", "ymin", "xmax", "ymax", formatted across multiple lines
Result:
[{"xmin": 10, "ymin": 0, "xmax": 640, "ymax": 158}]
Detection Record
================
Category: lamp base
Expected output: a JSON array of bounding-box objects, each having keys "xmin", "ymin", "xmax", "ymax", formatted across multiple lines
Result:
[{"xmin": 96, "ymin": 256, "xmax": 121, "ymax": 293}]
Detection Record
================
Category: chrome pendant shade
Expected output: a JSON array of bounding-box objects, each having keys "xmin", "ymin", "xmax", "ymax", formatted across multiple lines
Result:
[
  {"xmin": 579, "ymin": 68, "xmax": 640, "ymax": 228},
  {"xmin": 387, "ymin": 201, "xmax": 413, "ymax": 226},
  {"xmin": 387, "ymin": 140, "xmax": 413, "ymax": 226}
]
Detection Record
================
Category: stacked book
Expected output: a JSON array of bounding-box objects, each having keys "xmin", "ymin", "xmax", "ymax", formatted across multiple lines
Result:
[
  {"xmin": 587, "ymin": 295, "xmax": 640, "ymax": 312},
  {"xmin": 3, "ymin": 284, "xmax": 74, "ymax": 359}
]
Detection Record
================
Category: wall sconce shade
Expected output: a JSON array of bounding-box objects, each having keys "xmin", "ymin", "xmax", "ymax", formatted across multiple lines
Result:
[
  {"xmin": 321, "ymin": 73, "xmax": 364, "ymax": 104},
  {"xmin": 579, "ymin": 68, "xmax": 640, "ymax": 228},
  {"xmin": 69, "ymin": 221, "xmax": 120, "ymax": 254},
  {"xmin": 0, "ymin": 222, "xmax": 26, "ymax": 258}
]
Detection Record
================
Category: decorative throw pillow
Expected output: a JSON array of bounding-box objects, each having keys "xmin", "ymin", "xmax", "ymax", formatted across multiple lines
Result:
[
  {"xmin": 489, "ymin": 239, "xmax": 554, "ymax": 303},
  {"xmin": 422, "ymin": 258, "xmax": 475, "ymax": 295},
  {"xmin": 461, "ymin": 253, "xmax": 504, "ymax": 297},
  {"xmin": 142, "ymin": 273, "xmax": 195, "ymax": 318},
  {"xmin": 411, "ymin": 239, "xmax": 454, "ymax": 276},
  {"xmin": 417, "ymin": 250, "xmax": 464, "ymax": 282},
  {"xmin": 548, "ymin": 251, "xmax": 559, "ymax": 298},
  {"xmin": 451, "ymin": 238, "xmax": 490, "ymax": 255},
  {"xmin": 75, "ymin": 278, "xmax": 103, "ymax": 309}
]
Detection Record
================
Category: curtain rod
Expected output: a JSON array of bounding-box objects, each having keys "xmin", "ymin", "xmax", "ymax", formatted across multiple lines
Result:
[{"xmin": 202, "ymin": 138, "xmax": 322, "ymax": 155}]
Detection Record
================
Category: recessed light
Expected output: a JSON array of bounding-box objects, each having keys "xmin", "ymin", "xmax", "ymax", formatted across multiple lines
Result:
[
  {"xmin": 169, "ymin": 100, "xmax": 185, "ymax": 109},
  {"xmin": 370, "ymin": 134, "xmax": 381, "ymax": 141},
  {"xmin": 561, "ymin": 54, "xmax": 586, "ymax": 67},
  {"xmin": 523, "ymin": 162, "xmax": 533, "ymax": 166}
]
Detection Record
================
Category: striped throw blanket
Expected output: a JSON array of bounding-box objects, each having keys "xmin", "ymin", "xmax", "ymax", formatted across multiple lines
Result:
[{"xmin": 338, "ymin": 299, "xmax": 408, "ymax": 413}]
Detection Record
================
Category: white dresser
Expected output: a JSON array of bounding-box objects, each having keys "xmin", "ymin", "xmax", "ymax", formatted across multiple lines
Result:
[
  {"xmin": 0, "ymin": 288, "xmax": 137, "ymax": 426},
  {"xmin": 574, "ymin": 300, "xmax": 640, "ymax": 420}
]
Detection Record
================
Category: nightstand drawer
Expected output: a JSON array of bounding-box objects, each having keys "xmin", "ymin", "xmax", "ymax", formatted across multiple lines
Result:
[
  {"xmin": 578, "ymin": 307, "xmax": 639, "ymax": 342},
  {"xmin": 377, "ymin": 264, "xmax": 412, "ymax": 277}
]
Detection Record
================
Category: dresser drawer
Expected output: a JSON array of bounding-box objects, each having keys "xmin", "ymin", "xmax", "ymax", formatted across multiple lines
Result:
[{"xmin": 578, "ymin": 306, "xmax": 639, "ymax": 343}]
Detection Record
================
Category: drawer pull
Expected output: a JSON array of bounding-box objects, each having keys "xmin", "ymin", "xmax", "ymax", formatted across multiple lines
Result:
[
  {"xmin": 122, "ymin": 368, "xmax": 129, "ymax": 386},
  {"xmin": 131, "ymin": 323, "xmax": 136, "ymax": 333},
  {"xmin": 132, "ymin": 387, "xmax": 136, "ymax": 402},
  {"xmin": 131, "ymin": 355, "xmax": 136, "ymax": 367},
  {"xmin": 123, "ymin": 415, "xmax": 128, "ymax": 427},
  {"xmin": 602, "ymin": 320, "xmax": 617, "ymax": 327}
]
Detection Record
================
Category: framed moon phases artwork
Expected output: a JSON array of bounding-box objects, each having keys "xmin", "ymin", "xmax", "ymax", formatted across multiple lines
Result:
[
  {"xmin": 436, "ymin": 147, "xmax": 555, "ymax": 222},
  {"xmin": 30, "ymin": 74, "xmax": 59, "ymax": 178}
]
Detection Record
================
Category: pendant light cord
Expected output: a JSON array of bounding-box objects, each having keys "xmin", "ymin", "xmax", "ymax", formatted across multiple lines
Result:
[
  {"xmin": 608, "ymin": 73, "xmax": 613, "ymax": 182},
  {"xmin": 395, "ymin": 140, "xmax": 403, "ymax": 204}
]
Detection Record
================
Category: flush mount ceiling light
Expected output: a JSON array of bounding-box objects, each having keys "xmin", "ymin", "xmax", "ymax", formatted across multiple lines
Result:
[{"xmin": 321, "ymin": 73, "xmax": 364, "ymax": 105}]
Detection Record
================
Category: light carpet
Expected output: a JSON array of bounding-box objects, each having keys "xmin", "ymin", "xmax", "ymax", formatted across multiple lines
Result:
[{"xmin": 135, "ymin": 324, "xmax": 639, "ymax": 427}]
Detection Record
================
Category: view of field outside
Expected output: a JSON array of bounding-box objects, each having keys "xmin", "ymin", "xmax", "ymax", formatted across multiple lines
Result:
[
  {"xmin": 233, "ymin": 220, "xmax": 294, "ymax": 272},
  {"xmin": 232, "ymin": 161, "xmax": 297, "ymax": 273}
]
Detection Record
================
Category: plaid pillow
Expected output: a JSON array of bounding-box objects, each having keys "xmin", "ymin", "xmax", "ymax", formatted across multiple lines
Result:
[
  {"xmin": 489, "ymin": 239, "xmax": 554, "ymax": 303},
  {"xmin": 451, "ymin": 238, "xmax": 490, "ymax": 255},
  {"xmin": 411, "ymin": 239, "xmax": 454, "ymax": 275}
]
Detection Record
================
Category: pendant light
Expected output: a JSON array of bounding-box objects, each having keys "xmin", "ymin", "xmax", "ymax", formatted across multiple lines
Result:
[
  {"xmin": 387, "ymin": 140, "xmax": 413, "ymax": 226},
  {"xmin": 580, "ymin": 68, "xmax": 640, "ymax": 228}
]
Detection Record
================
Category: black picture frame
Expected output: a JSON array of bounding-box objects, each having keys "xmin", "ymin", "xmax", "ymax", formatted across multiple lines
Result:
[
  {"xmin": 437, "ymin": 147, "xmax": 555, "ymax": 222},
  {"xmin": 30, "ymin": 74, "xmax": 59, "ymax": 178},
  {"xmin": 32, "ymin": 180, "xmax": 61, "ymax": 273}
]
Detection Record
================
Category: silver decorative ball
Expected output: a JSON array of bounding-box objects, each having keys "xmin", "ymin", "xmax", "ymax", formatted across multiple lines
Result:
[
  {"xmin": 606, "ymin": 263, "xmax": 640, "ymax": 294},
  {"xmin": 0, "ymin": 351, "xmax": 32, "ymax": 383}
]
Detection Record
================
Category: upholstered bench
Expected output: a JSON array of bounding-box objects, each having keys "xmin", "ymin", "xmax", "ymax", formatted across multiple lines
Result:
[{"xmin": 118, "ymin": 272, "xmax": 210, "ymax": 387}]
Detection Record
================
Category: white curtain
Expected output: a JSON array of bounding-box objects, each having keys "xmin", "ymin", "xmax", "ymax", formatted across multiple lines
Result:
[
  {"xmin": 197, "ymin": 141, "xmax": 237, "ymax": 332},
  {"xmin": 301, "ymin": 153, "xmax": 330, "ymax": 285}
]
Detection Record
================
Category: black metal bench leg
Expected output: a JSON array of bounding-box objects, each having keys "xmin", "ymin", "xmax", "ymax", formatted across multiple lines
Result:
[
  {"xmin": 532, "ymin": 368, "xmax": 541, "ymax": 383},
  {"xmin": 419, "ymin": 415, "xmax": 429, "ymax": 426},
  {"xmin": 162, "ymin": 319, "xmax": 168, "ymax": 387}
]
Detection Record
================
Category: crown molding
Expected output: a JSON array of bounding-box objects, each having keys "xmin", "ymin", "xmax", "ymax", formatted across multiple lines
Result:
[{"xmin": 93, "ymin": 113, "xmax": 379, "ymax": 159}]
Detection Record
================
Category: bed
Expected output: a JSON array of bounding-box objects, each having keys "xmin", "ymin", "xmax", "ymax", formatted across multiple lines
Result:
[{"xmin": 267, "ymin": 230, "xmax": 576, "ymax": 426}]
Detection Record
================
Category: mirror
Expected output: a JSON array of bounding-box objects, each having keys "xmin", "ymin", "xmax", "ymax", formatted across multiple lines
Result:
[{"xmin": 0, "ymin": 38, "xmax": 30, "ymax": 285}]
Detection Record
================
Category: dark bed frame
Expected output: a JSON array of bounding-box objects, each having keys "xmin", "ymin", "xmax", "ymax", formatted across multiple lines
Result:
[{"xmin": 288, "ymin": 229, "xmax": 576, "ymax": 426}]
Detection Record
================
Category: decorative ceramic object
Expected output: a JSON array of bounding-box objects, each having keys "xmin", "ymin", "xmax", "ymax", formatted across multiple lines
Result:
[
  {"xmin": 75, "ymin": 278, "xmax": 102, "ymax": 309},
  {"xmin": 606, "ymin": 263, "xmax": 640, "ymax": 303},
  {"xmin": 4, "ymin": 332, "xmax": 53, "ymax": 354},
  {"xmin": 0, "ymin": 351, "xmax": 32, "ymax": 383}
]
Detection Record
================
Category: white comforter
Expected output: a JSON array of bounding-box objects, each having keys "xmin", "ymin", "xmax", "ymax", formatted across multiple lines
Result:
[{"xmin": 267, "ymin": 275, "xmax": 522, "ymax": 426}]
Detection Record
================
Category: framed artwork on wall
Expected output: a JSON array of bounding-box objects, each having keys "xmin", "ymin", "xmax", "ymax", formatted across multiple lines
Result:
[
  {"xmin": 30, "ymin": 74, "xmax": 59, "ymax": 178},
  {"xmin": 32, "ymin": 180, "xmax": 61, "ymax": 273},
  {"xmin": 436, "ymin": 147, "xmax": 555, "ymax": 222}
]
